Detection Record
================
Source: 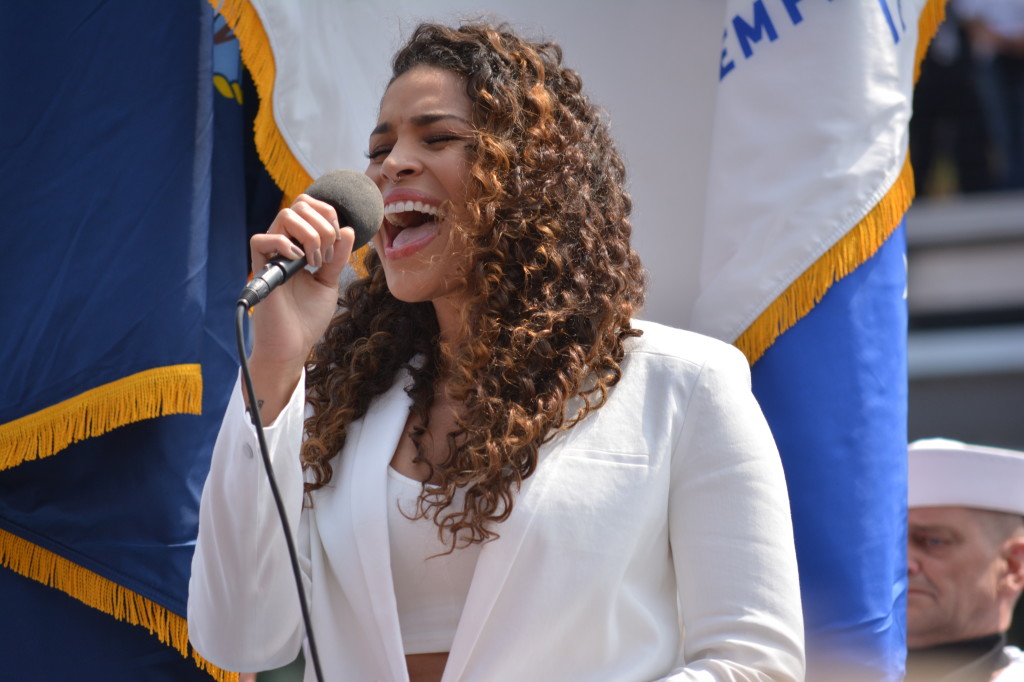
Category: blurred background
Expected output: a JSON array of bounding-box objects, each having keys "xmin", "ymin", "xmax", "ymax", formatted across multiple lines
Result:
[
  {"xmin": 906, "ymin": 0, "xmax": 1024, "ymax": 645},
  {"xmin": 907, "ymin": 0, "xmax": 1024, "ymax": 450}
]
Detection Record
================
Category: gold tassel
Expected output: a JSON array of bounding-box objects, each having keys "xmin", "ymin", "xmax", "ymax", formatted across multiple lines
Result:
[
  {"xmin": 736, "ymin": 1, "xmax": 947, "ymax": 364},
  {"xmin": 0, "ymin": 528, "xmax": 238, "ymax": 682},
  {"xmin": 0, "ymin": 365, "xmax": 203, "ymax": 471},
  {"xmin": 734, "ymin": 158, "xmax": 914, "ymax": 364},
  {"xmin": 915, "ymin": 0, "xmax": 949, "ymax": 83}
]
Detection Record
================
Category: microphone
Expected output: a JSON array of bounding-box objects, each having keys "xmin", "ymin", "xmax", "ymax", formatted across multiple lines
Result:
[{"xmin": 237, "ymin": 170, "xmax": 384, "ymax": 308}]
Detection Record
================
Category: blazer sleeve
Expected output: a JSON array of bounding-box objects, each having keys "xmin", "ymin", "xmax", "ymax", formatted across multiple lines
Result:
[
  {"xmin": 660, "ymin": 344, "xmax": 806, "ymax": 681},
  {"xmin": 187, "ymin": 371, "xmax": 311, "ymax": 673}
]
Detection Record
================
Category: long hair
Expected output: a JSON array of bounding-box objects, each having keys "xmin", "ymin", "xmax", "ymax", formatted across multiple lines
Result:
[{"xmin": 301, "ymin": 21, "xmax": 646, "ymax": 549}]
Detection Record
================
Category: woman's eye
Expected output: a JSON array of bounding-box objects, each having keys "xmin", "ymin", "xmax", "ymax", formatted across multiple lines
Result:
[
  {"xmin": 365, "ymin": 146, "xmax": 391, "ymax": 161},
  {"xmin": 426, "ymin": 135, "xmax": 459, "ymax": 145}
]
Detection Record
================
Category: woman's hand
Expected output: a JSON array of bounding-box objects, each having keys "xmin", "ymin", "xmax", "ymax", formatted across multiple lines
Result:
[{"xmin": 245, "ymin": 194, "xmax": 356, "ymax": 421}]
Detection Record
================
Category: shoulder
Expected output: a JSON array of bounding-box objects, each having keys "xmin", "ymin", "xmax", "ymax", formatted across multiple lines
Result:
[
  {"xmin": 624, "ymin": 318, "xmax": 750, "ymax": 375},
  {"xmin": 610, "ymin": 319, "xmax": 755, "ymax": 421}
]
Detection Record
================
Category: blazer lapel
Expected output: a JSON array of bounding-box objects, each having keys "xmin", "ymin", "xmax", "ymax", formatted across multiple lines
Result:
[
  {"xmin": 315, "ymin": 369, "xmax": 412, "ymax": 682},
  {"xmin": 441, "ymin": 430, "xmax": 570, "ymax": 682}
]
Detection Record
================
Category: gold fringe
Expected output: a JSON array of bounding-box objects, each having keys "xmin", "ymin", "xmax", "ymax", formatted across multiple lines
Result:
[
  {"xmin": 0, "ymin": 365, "xmax": 203, "ymax": 471},
  {"xmin": 351, "ymin": 244, "xmax": 371, "ymax": 278},
  {"xmin": 734, "ymin": 157, "xmax": 915, "ymax": 364},
  {"xmin": 212, "ymin": 0, "xmax": 372, "ymax": 275},
  {"xmin": 915, "ymin": 0, "xmax": 949, "ymax": 83},
  {"xmin": 735, "ymin": 1, "xmax": 946, "ymax": 364},
  {"xmin": 0, "ymin": 528, "xmax": 238, "ymax": 682},
  {"xmin": 209, "ymin": 0, "xmax": 312, "ymax": 202}
]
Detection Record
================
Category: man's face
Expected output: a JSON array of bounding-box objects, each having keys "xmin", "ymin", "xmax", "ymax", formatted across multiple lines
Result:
[{"xmin": 906, "ymin": 506, "xmax": 1008, "ymax": 648}]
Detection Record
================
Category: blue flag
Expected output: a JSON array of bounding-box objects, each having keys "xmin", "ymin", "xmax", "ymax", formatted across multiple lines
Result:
[
  {"xmin": 0, "ymin": 2, "xmax": 271, "ymax": 679},
  {"xmin": 752, "ymin": 224, "xmax": 910, "ymax": 679},
  {"xmin": 689, "ymin": 2, "xmax": 947, "ymax": 679}
]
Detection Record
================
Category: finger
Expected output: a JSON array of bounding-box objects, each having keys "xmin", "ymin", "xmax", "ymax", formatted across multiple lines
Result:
[
  {"xmin": 292, "ymin": 193, "xmax": 344, "ymax": 238},
  {"xmin": 311, "ymin": 226, "xmax": 356, "ymax": 288},
  {"xmin": 290, "ymin": 197, "xmax": 338, "ymax": 267},
  {"xmin": 292, "ymin": 193, "xmax": 341, "ymax": 235},
  {"xmin": 267, "ymin": 204, "xmax": 325, "ymax": 268},
  {"xmin": 250, "ymin": 232, "xmax": 306, "ymax": 273}
]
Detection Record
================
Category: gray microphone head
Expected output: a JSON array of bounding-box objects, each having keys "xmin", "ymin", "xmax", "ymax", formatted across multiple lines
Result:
[{"xmin": 304, "ymin": 170, "xmax": 384, "ymax": 250}]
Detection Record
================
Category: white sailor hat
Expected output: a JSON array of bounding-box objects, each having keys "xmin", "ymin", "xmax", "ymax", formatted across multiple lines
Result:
[{"xmin": 908, "ymin": 438, "xmax": 1024, "ymax": 516}]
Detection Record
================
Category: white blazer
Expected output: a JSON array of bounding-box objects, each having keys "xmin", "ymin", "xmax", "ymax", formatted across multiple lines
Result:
[{"xmin": 188, "ymin": 320, "xmax": 805, "ymax": 681}]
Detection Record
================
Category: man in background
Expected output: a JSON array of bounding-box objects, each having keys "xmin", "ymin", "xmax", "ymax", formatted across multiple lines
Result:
[{"xmin": 906, "ymin": 438, "xmax": 1024, "ymax": 681}]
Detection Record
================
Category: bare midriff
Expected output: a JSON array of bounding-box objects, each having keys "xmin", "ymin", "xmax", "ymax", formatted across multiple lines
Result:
[{"xmin": 406, "ymin": 652, "xmax": 448, "ymax": 682}]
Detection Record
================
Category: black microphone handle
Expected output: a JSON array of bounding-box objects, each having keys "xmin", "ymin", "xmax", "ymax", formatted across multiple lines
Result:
[{"xmin": 237, "ymin": 254, "xmax": 308, "ymax": 308}]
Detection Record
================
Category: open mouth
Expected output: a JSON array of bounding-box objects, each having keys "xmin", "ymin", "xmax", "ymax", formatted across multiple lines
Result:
[{"xmin": 383, "ymin": 200, "xmax": 441, "ymax": 251}]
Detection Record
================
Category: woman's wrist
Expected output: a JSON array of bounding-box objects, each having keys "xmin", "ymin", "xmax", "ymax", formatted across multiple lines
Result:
[{"xmin": 243, "ymin": 353, "xmax": 304, "ymax": 424}]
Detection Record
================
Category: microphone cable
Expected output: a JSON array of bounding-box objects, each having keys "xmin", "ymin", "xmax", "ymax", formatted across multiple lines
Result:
[
  {"xmin": 234, "ymin": 301, "xmax": 325, "ymax": 682},
  {"xmin": 224, "ymin": 168, "xmax": 382, "ymax": 682}
]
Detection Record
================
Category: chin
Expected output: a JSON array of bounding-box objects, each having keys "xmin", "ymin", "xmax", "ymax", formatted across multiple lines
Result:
[
  {"xmin": 381, "ymin": 265, "xmax": 465, "ymax": 306},
  {"xmin": 382, "ymin": 275, "xmax": 435, "ymax": 304},
  {"xmin": 387, "ymin": 289, "xmax": 430, "ymax": 305}
]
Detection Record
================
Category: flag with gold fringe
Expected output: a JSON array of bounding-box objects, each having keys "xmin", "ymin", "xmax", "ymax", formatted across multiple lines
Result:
[
  {"xmin": 0, "ymin": 1, "xmax": 276, "ymax": 679},
  {"xmin": 690, "ymin": 1, "xmax": 946, "ymax": 679}
]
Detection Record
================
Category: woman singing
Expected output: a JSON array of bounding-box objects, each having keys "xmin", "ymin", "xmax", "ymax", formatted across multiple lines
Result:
[{"xmin": 188, "ymin": 20, "xmax": 805, "ymax": 682}]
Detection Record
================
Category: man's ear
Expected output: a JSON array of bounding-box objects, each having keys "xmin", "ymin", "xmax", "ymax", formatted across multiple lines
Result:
[{"xmin": 1003, "ymin": 536, "xmax": 1024, "ymax": 593}]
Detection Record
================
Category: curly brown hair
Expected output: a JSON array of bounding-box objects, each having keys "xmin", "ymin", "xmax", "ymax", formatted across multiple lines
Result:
[{"xmin": 301, "ymin": 21, "xmax": 646, "ymax": 549}]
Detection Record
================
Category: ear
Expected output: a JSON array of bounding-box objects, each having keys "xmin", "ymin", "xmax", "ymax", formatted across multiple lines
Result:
[{"xmin": 1003, "ymin": 536, "xmax": 1024, "ymax": 593}]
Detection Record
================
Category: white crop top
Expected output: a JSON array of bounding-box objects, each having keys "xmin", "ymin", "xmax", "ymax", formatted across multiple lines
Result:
[{"xmin": 387, "ymin": 466, "xmax": 482, "ymax": 655}]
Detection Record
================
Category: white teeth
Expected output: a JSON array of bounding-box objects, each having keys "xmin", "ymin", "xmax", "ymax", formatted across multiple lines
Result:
[{"xmin": 383, "ymin": 200, "xmax": 438, "ymax": 217}]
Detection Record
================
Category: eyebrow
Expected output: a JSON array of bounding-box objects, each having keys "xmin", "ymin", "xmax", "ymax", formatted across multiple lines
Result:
[
  {"xmin": 909, "ymin": 524, "xmax": 959, "ymax": 537},
  {"xmin": 370, "ymin": 113, "xmax": 472, "ymax": 137}
]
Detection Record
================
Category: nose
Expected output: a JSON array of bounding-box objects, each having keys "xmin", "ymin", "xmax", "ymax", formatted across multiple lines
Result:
[
  {"xmin": 380, "ymin": 139, "xmax": 422, "ymax": 184},
  {"xmin": 907, "ymin": 548, "xmax": 922, "ymax": 577}
]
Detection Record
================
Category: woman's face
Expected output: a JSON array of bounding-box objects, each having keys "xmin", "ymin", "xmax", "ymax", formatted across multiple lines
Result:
[{"xmin": 366, "ymin": 65, "xmax": 475, "ymax": 312}]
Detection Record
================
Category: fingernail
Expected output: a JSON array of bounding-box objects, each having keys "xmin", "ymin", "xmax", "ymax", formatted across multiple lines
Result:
[
  {"xmin": 289, "ymin": 245, "xmax": 305, "ymax": 259},
  {"xmin": 312, "ymin": 249, "xmax": 322, "ymax": 268},
  {"xmin": 325, "ymin": 245, "xmax": 334, "ymax": 263}
]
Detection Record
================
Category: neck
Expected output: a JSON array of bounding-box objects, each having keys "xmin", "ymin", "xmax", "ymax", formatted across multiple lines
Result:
[
  {"xmin": 909, "ymin": 614, "xmax": 1010, "ymax": 651},
  {"xmin": 909, "ymin": 632, "xmax": 1006, "ymax": 652},
  {"xmin": 431, "ymin": 296, "xmax": 465, "ymax": 345}
]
